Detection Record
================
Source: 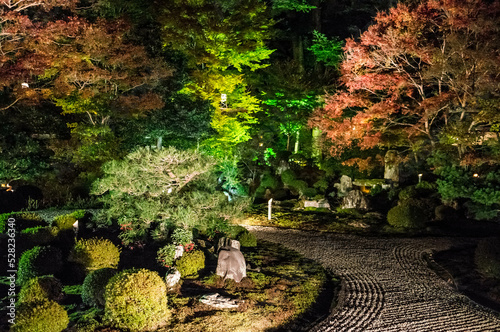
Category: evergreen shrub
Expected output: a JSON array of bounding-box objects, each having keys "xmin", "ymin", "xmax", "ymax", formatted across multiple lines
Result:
[
  {"xmin": 12, "ymin": 300, "xmax": 69, "ymax": 332},
  {"xmin": 104, "ymin": 269, "xmax": 169, "ymax": 332},
  {"xmin": 175, "ymin": 249, "xmax": 205, "ymax": 278},
  {"xmin": 157, "ymin": 244, "xmax": 177, "ymax": 268},
  {"xmin": 81, "ymin": 268, "xmax": 117, "ymax": 307},
  {"xmin": 69, "ymin": 238, "xmax": 120, "ymax": 272},
  {"xmin": 52, "ymin": 210, "xmax": 84, "ymax": 230},
  {"xmin": 171, "ymin": 228, "xmax": 193, "ymax": 245},
  {"xmin": 387, "ymin": 201, "xmax": 426, "ymax": 230},
  {"xmin": 18, "ymin": 246, "xmax": 63, "ymax": 285},
  {"xmin": 18, "ymin": 276, "xmax": 63, "ymax": 304},
  {"xmin": 475, "ymin": 237, "xmax": 500, "ymax": 279},
  {"xmin": 20, "ymin": 226, "xmax": 58, "ymax": 247},
  {"xmin": 237, "ymin": 231, "xmax": 257, "ymax": 247}
]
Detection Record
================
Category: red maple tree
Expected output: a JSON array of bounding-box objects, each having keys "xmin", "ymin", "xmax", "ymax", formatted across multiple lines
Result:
[{"xmin": 310, "ymin": 0, "xmax": 500, "ymax": 160}]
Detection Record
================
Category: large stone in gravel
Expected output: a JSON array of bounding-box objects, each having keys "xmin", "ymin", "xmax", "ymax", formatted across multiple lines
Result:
[
  {"xmin": 216, "ymin": 246, "xmax": 246, "ymax": 283},
  {"xmin": 342, "ymin": 189, "xmax": 369, "ymax": 210}
]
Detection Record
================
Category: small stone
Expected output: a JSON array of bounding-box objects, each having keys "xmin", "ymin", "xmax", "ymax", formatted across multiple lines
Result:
[
  {"xmin": 174, "ymin": 245, "xmax": 184, "ymax": 259},
  {"xmin": 199, "ymin": 293, "xmax": 241, "ymax": 309},
  {"xmin": 165, "ymin": 268, "xmax": 181, "ymax": 288}
]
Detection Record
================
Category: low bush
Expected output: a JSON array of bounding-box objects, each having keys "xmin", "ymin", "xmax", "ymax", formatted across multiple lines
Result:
[
  {"xmin": 237, "ymin": 230, "xmax": 257, "ymax": 247},
  {"xmin": 20, "ymin": 226, "xmax": 58, "ymax": 247},
  {"xmin": 398, "ymin": 186, "xmax": 418, "ymax": 201},
  {"xmin": 69, "ymin": 238, "xmax": 120, "ymax": 273},
  {"xmin": 387, "ymin": 201, "xmax": 426, "ymax": 230},
  {"xmin": 227, "ymin": 225, "xmax": 248, "ymax": 239},
  {"xmin": 171, "ymin": 228, "xmax": 193, "ymax": 246},
  {"xmin": 175, "ymin": 249, "xmax": 205, "ymax": 278},
  {"xmin": 18, "ymin": 276, "xmax": 63, "ymax": 304},
  {"xmin": 0, "ymin": 212, "xmax": 14, "ymax": 234},
  {"xmin": 18, "ymin": 246, "xmax": 63, "ymax": 286},
  {"xmin": 52, "ymin": 210, "xmax": 84, "ymax": 230},
  {"xmin": 104, "ymin": 269, "xmax": 170, "ymax": 332},
  {"xmin": 157, "ymin": 244, "xmax": 177, "ymax": 268},
  {"xmin": 81, "ymin": 268, "xmax": 117, "ymax": 307},
  {"xmin": 12, "ymin": 300, "xmax": 69, "ymax": 332},
  {"xmin": 475, "ymin": 237, "xmax": 500, "ymax": 279}
]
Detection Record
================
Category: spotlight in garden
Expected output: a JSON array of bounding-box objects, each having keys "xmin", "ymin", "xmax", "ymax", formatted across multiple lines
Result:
[
  {"xmin": 21, "ymin": 82, "xmax": 29, "ymax": 88},
  {"xmin": 418, "ymin": 174, "xmax": 422, "ymax": 183},
  {"xmin": 473, "ymin": 173, "xmax": 479, "ymax": 178},
  {"xmin": 73, "ymin": 220, "xmax": 79, "ymax": 239}
]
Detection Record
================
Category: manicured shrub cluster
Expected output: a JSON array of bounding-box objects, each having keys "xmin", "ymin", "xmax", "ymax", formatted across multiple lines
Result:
[
  {"xmin": 69, "ymin": 238, "xmax": 120, "ymax": 272},
  {"xmin": 20, "ymin": 226, "xmax": 58, "ymax": 247},
  {"xmin": 281, "ymin": 169, "xmax": 316, "ymax": 197},
  {"xmin": 12, "ymin": 300, "xmax": 69, "ymax": 332},
  {"xmin": 387, "ymin": 201, "xmax": 426, "ymax": 230},
  {"xmin": 81, "ymin": 268, "xmax": 117, "ymax": 307},
  {"xmin": 0, "ymin": 212, "xmax": 13, "ymax": 234},
  {"xmin": 18, "ymin": 246, "xmax": 63, "ymax": 285},
  {"xmin": 175, "ymin": 249, "xmax": 205, "ymax": 278},
  {"xmin": 475, "ymin": 237, "xmax": 500, "ymax": 279},
  {"xmin": 104, "ymin": 269, "xmax": 170, "ymax": 332},
  {"xmin": 18, "ymin": 276, "xmax": 63, "ymax": 304},
  {"xmin": 52, "ymin": 210, "xmax": 84, "ymax": 230}
]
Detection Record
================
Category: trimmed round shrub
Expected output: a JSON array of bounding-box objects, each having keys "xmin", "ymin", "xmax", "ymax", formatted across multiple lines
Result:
[
  {"xmin": 12, "ymin": 300, "xmax": 69, "ymax": 332},
  {"xmin": 20, "ymin": 226, "xmax": 58, "ymax": 247},
  {"xmin": 52, "ymin": 210, "xmax": 85, "ymax": 230},
  {"xmin": 387, "ymin": 201, "xmax": 427, "ymax": 230},
  {"xmin": 18, "ymin": 276, "xmax": 63, "ymax": 304},
  {"xmin": 398, "ymin": 186, "xmax": 418, "ymax": 201},
  {"xmin": 475, "ymin": 237, "xmax": 500, "ymax": 279},
  {"xmin": 104, "ymin": 269, "xmax": 170, "ymax": 332},
  {"xmin": 175, "ymin": 249, "xmax": 205, "ymax": 278},
  {"xmin": 81, "ymin": 268, "xmax": 117, "ymax": 307},
  {"xmin": 18, "ymin": 246, "xmax": 63, "ymax": 286},
  {"xmin": 69, "ymin": 238, "xmax": 120, "ymax": 272},
  {"xmin": 227, "ymin": 225, "xmax": 248, "ymax": 239},
  {"xmin": 237, "ymin": 230, "xmax": 257, "ymax": 247}
]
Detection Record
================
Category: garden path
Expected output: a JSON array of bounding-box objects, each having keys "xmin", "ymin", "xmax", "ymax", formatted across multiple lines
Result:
[{"xmin": 246, "ymin": 226, "xmax": 500, "ymax": 332}]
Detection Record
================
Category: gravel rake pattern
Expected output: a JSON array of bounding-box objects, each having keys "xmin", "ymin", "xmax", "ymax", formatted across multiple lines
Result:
[{"xmin": 246, "ymin": 226, "xmax": 500, "ymax": 331}]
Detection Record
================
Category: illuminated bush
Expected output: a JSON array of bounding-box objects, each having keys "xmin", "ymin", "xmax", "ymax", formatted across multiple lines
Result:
[
  {"xmin": 12, "ymin": 300, "xmax": 69, "ymax": 332},
  {"xmin": 104, "ymin": 269, "xmax": 170, "ymax": 331},
  {"xmin": 175, "ymin": 249, "xmax": 205, "ymax": 278},
  {"xmin": 18, "ymin": 276, "xmax": 63, "ymax": 304},
  {"xmin": 20, "ymin": 226, "xmax": 58, "ymax": 247},
  {"xmin": 387, "ymin": 201, "xmax": 426, "ymax": 230},
  {"xmin": 81, "ymin": 268, "xmax": 117, "ymax": 307},
  {"xmin": 52, "ymin": 210, "xmax": 84, "ymax": 230},
  {"xmin": 475, "ymin": 238, "xmax": 500, "ymax": 279},
  {"xmin": 237, "ymin": 230, "xmax": 257, "ymax": 247},
  {"xmin": 18, "ymin": 246, "xmax": 63, "ymax": 286},
  {"xmin": 69, "ymin": 238, "xmax": 120, "ymax": 273}
]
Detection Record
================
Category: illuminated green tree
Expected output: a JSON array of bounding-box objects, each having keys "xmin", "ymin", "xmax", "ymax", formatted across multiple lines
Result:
[{"xmin": 159, "ymin": 0, "xmax": 274, "ymax": 156}]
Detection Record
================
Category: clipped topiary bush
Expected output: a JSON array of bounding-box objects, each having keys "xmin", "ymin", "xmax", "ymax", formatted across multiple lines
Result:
[
  {"xmin": 0, "ymin": 212, "xmax": 14, "ymax": 234},
  {"xmin": 387, "ymin": 201, "xmax": 426, "ymax": 230},
  {"xmin": 81, "ymin": 268, "xmax": 117, "ymax": 307},
  {"xmin": 398, "ymin": 186, "xmax": 418, "ymax": 201},
  {"xmin": 20, "ymin": 226, "xmax": 58, "ymax": 247},
  {"xmin": 18, "ymin": 246, "xmax": 63, "ymax": 286},
  {"xmin": 237, "ymin": 231, "xmax": 257, "ymax": 247},
  {"xmin": 175, "ymin": 249, "xmax": 205, "ymax": 278},
  {"xmin": 69, "ymin": 238, "xmax": 120, "ymax": 273},
  {"xmin": 52, "ymin": 212, "xmax": 78, "ymax": 230},
  {"xmin": 475, "ymin": 237, "xmax": 500, "ymax": 279},
  {"xmin": 104, "ymin": 269, "xmax": 170, "ymax": 332},
  {"xmin": 12, "ymin": 300, "xmax": 69, "ymax": 332},
  {"xmin": 18, "ymin": 276, "xmax": 63, "ymax": 304}
]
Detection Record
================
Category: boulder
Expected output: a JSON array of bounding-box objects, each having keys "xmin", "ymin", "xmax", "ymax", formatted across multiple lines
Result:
[
  {"xmin": 384, "ymin": 150, "xmax": 400, "ymax": 184},
  {"xmin": 342, "ymin": 190, "xmax": 370, "ymax": 210},
  {"xmin": 304, "ymin": 199, "xmax": 331, "ymax": 209},
  {"xmin": 218, "ymin": 237, "xmax": 241, "ymax": 251},
  {"xmin": 216, "ymin": 246, "xmax": 246, "ymax": 283},
  {"xmin": 165, "ymin": 268, "xmax": 181, "ymax": 288}
]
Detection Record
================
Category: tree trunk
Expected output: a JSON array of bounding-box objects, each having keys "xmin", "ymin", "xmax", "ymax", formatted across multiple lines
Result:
[
  {"xmin": 294, "ymin": 130, "xmax": 300, "ymax": 153},
  {"xmin": 292, "ymin": 36, "xmax": 304, "ymax": 73},
  {"xmin": 311, "ymin": 127, "xmax": 323, "ymax": 161},
  {"xmin": 286, "ymin": 134, "xmax": 291, "ymax": 151},
  {"xmin": 157, "ymin": 136, "xmax": 163, "ymax": 150}
]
